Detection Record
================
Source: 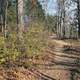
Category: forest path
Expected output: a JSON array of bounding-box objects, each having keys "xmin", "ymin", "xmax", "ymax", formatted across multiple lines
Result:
[
  {"xmin": 1, "ymin": 34, "xmax": 80, "ymax": 80},
  {"xmin": 46, "ymin": 34, "xmax": 80, "ymax": 67},
  {"xmin": 31, "ymin": 34, "xmax": 80, "ymax": 80},
  {"xmin": 49, "ymin": 34, "xmax": 71, "ymax": 46}
]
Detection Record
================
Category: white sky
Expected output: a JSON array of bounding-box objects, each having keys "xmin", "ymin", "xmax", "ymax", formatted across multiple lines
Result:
[
  {"xmin": 39, "ymin": 0, "xmax": 76, "ymax": 15},
  {"xmin": 39, "ymin": 0, "xmax": 57, "ymax": 15}
]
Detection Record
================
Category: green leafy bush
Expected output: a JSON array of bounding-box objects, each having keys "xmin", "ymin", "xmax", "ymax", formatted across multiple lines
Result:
[
  {"xmin": 0, "ymin": 22, "xmax": 49, "ymax": 66},
  {"xmin": 24, "ymin": 22, "xmax": 49, "ymax": 57}
]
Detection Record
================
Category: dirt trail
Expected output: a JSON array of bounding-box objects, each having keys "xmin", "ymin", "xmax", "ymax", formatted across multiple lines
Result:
[
  {"xmin": 35, "ymin": 34, "xmax": 80, "ymax": 80},
  {"xmin": 0, "ymin": 34, "xmax": 80, "ymax": 80}
]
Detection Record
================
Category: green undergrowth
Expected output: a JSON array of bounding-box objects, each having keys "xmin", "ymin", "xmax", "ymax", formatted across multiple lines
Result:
[
  {"xmin": 24, "ymin": 22, "xmax": 49, "ymax": 57},
  {"xmin": 0, "ymin": 22, "xmax": 49, "ymax": 66}
]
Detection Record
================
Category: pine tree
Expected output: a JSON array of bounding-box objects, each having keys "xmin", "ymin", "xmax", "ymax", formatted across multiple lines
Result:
[{"xmin": 25, "ymin": 0, "xmax": 45, "ymax": 21}]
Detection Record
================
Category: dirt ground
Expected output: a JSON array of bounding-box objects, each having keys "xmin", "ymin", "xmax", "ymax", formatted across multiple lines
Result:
[{"xmin": 0, "ymin": 34, "xmax": 80, "ymax": 80}]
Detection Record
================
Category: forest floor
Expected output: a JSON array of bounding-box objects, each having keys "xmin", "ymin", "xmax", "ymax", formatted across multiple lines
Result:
[{"xmin": 0, "ymin": 34, "xmax": 80, "ymax": 80}]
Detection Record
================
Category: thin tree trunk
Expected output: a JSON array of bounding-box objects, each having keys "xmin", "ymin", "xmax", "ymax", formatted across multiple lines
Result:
[
  {"xmin": 16, "ymin": 0, "xmax": 24, "ymax": 41},
  {"xmin": 77, "ymin": 0, "xmax": 80, "ymax": 38},
  {"xmin": 4, "ymin": 0, "xmax": 8, "ymax": 38}
]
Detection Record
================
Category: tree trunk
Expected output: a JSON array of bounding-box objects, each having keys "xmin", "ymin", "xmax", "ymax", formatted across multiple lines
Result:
[
  {"xmin": 16, "ymin": 0, "xmax": 24, "ymax": 41},
  {"xmin": 77, "ymin": 0, "xmax": 80, "ymax": 38},
  {"xmin": 57, "ymin": 0, "xmax": 66, "ymax": 39}
]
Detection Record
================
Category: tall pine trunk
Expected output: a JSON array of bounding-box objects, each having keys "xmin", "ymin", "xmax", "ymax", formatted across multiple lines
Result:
[
  {"xmin": 77, "ymin": 0, "xmax": 80, "ymax": 38},
  {"xmin": 16, "ymin": 0, "xmax": 24, "ymax": 41},
  {"xmin": 57, "ymin": 0, "xmax": 66, "ymax": 39}
]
